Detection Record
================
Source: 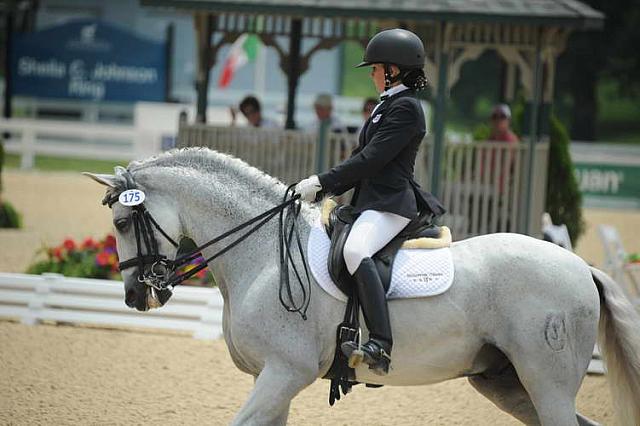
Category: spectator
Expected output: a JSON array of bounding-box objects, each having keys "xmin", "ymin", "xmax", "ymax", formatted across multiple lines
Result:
[
  {"xmin": 230, "ymin": 95, "xmax": 280, "ymax": 128},
  {"xmin": 357, "ymin": 97, "xmax": 378, "ymax": 136},
  {"xmin": 305, "ymin": 93, "xmax": 347, "ymax": 134},
  {"xmin": 362, "ymin": 97, "xmax": 378, "ymax": 120},
  {"xmin": 489, "ymin": 104, "xmax": 518, "ymax": 144}
]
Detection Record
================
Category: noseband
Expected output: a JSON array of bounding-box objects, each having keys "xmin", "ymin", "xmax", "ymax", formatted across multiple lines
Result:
[{"xmin": 103, "ymin": 172, "xmax": 311, "ymax": 319}]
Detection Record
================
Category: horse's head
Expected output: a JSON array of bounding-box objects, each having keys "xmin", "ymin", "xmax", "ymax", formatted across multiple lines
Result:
[{"xmin": 84, "ymin": 167, "xmax": 181, "ymax": 311}]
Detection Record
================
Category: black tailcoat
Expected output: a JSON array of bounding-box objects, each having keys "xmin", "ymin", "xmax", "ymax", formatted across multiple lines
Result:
[{"xmin": 317, "ymin": 90, "xmax": 445, "ymax": 219}]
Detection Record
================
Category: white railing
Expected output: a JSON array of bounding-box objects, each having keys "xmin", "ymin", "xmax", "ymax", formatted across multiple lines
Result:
[
  {"xmin": 1, "ymin": 117, "xmax": 137, "ymax": 169},
  {"xmin": 178, "ymin": 124, "xmax": 549, "ymax": 239},
  {"xmin": 0, "ymin": 273, "xmax": 223, "ymax": 340}
]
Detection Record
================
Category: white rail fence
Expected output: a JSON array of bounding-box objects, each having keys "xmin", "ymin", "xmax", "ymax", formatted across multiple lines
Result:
[
  {"xmin": 0, "ymin": 273, "xmax": 223, "ymax": 340},
  {"xmin": 178, "ymin": 124, "xmax": 549, "ymax": 239},
  {"xmin": 1, "ymin": 118, "xmax": 138, "ymax": 168}
]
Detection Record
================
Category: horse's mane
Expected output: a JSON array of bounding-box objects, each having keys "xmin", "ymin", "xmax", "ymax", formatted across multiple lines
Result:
[{"xmin": 126, "ymin": 147, "xmax": 286, "ymax": 196}]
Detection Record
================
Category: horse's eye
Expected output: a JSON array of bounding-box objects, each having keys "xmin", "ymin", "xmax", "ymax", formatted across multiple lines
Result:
[{"xmin": 114, "ymin": 218, "xmax": 130, "ymax": 232}]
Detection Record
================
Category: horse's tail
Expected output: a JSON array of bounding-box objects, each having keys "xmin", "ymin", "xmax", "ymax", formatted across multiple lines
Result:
[{"xmin": 590, "ymin": 266, "xmax": 640, "ymax": 425}]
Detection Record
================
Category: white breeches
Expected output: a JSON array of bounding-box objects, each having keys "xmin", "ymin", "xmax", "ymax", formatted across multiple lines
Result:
[{"xmin": 344, "ymin": 210, "xmax": 411, "ymax": 275}]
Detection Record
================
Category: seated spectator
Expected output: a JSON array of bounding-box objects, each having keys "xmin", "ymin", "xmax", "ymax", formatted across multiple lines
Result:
[
  {"xmin": 230, "ymin": 95, "xmax": 280, "ymax": 128},
  {"xmin": 305, "ymin": 93, "xmax": 347, "ymax": 134}
]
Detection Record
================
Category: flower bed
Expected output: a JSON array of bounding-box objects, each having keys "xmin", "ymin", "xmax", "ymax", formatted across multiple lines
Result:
[{"xmin": 26, "ymin": 235, "xmax": 212, "ymax": 286}]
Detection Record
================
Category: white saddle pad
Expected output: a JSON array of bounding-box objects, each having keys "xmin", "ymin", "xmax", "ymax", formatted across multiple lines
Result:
[{"xmin": 307, "ymin": 221, "xmax": 454, "ymax": 302}]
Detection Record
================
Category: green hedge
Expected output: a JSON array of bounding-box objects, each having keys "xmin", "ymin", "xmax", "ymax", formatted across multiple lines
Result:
[
  {"xmin": 0, "ymin": 200, "xmax": 22, "ymax": 228},
  {"xmin": 546, "ymin": 115, "xmax": 585, "ymax": 244}
]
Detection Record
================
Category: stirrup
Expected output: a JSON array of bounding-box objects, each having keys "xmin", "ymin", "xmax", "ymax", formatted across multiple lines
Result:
[{"xmin": 341, "ymin": 340, "xmax": 391, "ymax": 376}]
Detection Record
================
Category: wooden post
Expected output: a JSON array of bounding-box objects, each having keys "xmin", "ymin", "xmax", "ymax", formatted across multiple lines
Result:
[
  {"xmin": 3, "ymin": 0, "xmax": 14, "ymax": 122},
  {"xmin": 285, "ymin": 19, "xmax": 302, "ymax": 130},
  {"xmin": 164, "ymin": 23, "xmax": 174, "ymax": 102},
  {"xmin": 523, "ymin": 29, "xmax": 543, "ymax": 235},
  {"xmin": 431, "ymin": 24, "xmax": 449, "ymax": 199},
  {"xmin": 195, "ymin": 13, "xmax": 212, "ymax": 124}
]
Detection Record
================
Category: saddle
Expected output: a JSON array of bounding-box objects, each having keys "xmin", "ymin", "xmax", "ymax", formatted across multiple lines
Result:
[
  {"xmin": 321, "ymin": 198, "xmax": 451, "ymax": 406},
  {"xmin": 321, "ymin": 198, "xmax": 450, "ymax": 296}
]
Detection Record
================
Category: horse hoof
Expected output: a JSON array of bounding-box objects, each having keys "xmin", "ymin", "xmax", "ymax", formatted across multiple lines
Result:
[{"xmin": 348, "ymin": 350, "xmax": 364, "ymax": 368}]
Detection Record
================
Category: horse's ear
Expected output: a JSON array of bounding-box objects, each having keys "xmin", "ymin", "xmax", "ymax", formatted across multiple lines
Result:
[{"xmin": 82, "ymin": 172, "xmax": 119, "ymax": 188}]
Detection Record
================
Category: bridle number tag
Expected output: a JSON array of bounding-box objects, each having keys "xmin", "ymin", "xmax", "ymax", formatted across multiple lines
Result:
[{"xmin": 119, "ymin": 189, "xmax": 146, "ymax": 206}]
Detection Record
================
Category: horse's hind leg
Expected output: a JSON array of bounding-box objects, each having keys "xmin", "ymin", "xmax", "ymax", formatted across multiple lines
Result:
[
  {"xmin": 469, "ymin": 364, "xmax": 600, "ymax": 425},
  {"xmin": 468, "ymin": 364, "xmax": 540, "ymax": 424}
]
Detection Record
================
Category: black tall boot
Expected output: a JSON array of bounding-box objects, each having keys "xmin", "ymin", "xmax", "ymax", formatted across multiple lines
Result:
[{"xmin": 341, "ymin": 257, "xmax": 393, "ymax": 375}]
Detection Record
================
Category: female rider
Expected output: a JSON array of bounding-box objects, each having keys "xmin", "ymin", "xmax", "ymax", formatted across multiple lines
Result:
[{"xmin": 295, "ymin": 28, "xmax": 446, "ymax": 375}]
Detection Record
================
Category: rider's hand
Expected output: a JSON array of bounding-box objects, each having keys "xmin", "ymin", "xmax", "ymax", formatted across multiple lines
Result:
[{"xmin": 295, "ymin": 175, "xmax": 322, "ymax": 202}]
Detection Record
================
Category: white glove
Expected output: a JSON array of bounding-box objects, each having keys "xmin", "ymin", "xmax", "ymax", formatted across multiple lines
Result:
[{"xmin": 295, "ymin": 175, "xmax": 322, "ymax": 202}]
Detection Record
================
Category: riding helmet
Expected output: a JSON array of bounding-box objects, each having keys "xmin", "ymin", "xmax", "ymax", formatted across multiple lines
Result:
[{"xmin": 356, "ymin": 28, "xmax": 425, "ymax": 69}]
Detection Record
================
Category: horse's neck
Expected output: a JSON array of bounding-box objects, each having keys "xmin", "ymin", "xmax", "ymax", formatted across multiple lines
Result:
[{"xmin": 167, "ymin": 168, "xmax": 319, "ymax": 305}]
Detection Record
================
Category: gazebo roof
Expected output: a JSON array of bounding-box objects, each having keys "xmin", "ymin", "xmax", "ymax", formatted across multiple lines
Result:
[{"xmin": 141, "ymin": 0, "xmax": 604, "ymax": 29}]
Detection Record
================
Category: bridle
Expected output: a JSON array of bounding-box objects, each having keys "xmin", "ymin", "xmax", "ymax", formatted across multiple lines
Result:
[{"xmin": 103, "ymin": 173, "xmax": 312, "ymax": 319}]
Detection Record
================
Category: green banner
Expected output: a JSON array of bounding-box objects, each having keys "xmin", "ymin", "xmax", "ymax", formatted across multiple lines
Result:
[{"xmin": 574, "ymin": 163, "xmax": 640, "ymax": 208}]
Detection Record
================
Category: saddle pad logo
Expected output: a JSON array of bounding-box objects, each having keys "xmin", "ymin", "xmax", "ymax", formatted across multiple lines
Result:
[{"xmin": 372, "ymin": 114, "xmax": 382, "ymax": 123}]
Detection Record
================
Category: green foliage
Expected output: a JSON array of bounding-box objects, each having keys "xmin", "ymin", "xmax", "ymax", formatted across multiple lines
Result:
[
  {"xmin": 0, "ymin": 138, "xmax": 4, "ymax": 190},
  {"xmin": 472, "ymin": 123, "xmax": 491, "ymax": 141},
  {"xmin": 0, "ymin": 200, "xmax": 22, "ymax": 228},
  {"xmin": 340, "ymin": 41, "xmax": 378, "ymax": 98},
  {"xmin": 4, "ymin": 153, "xmax": 127, "ymax": 173},
  {"xmin": 545, "ymin": 115, "xmax": 585, "ymax": 244}
]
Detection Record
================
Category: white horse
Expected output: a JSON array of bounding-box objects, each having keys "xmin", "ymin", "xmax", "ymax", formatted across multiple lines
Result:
[{"xmin": 85, "ymin": 148, "xmax": 640, "ymax": 426}]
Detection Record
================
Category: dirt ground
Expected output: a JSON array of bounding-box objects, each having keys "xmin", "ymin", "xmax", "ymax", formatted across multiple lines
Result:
[{"xmin": 1, "ymin": 169, "xmax": 637, "ymax": 425}]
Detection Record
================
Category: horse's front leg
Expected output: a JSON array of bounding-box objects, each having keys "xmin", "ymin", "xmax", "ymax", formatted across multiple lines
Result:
[{"xmin": 231, "ymin": 361, "xmax": 317, "ymax": 426}]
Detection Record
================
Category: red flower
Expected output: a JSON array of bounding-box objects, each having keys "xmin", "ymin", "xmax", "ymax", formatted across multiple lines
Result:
[
  {"xmin": 52, "ymin": 247, "xmax": 64, "ymax": 260},
  {"xmin": 96, "ymin": 251, "xmax": 110, "ymax": 267},
  {"xmin": 81, "ymin": 237, "xmax": 97, "ymax": 250},
  {"xmin": 63, "ymin": 238, "xmax": 76, "ymax": 251},
  {"xmin": 104, "ymin": 235, "xmax": 117, "ymax": 249}
]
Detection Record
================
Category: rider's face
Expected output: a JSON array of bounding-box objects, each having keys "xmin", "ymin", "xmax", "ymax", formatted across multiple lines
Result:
[
  {"xmin": 371, "ymin": 64, "xmax": 386, "ymax": 93},
  {"xmin": 370, "ymin": 64, "xmax": 399, "ymax": 93}
]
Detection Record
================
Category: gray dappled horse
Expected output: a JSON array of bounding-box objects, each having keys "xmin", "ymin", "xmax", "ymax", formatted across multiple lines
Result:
[{"xmin": 85, "ymin": 148, "xmax": 640, "ymax": 426}]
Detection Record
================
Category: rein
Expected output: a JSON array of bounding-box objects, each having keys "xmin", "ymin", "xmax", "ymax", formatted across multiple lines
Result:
[{"xmin": 106, "ymin": 182, "xmax": 312, "ymax": 320}]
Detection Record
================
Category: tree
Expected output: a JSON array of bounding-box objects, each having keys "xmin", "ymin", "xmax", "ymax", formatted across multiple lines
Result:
[
  {"xmin": 556, "ymin": 0, "xmax": 640, "ymax": 140},
  {"xmin": 545, "ymin": 115, "xmax": 585, "ymax": 244}
]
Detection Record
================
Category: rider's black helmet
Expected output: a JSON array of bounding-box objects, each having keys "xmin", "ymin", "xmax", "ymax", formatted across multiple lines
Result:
[{"xmin": 356, "ymin": 28, "xmax": 425, "ymax": 69}]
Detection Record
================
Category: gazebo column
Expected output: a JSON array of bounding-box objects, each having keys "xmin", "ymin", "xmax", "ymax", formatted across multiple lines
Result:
[
  {"xmin": 522, "ymin": 28, "xmax": 544, "ymax": 234},
  {"xmin": 430, "ymin": 23, "xmax": 451, "ymax": 199},
  {"xmin": 285, "ymin": 19, "xmax": 302, "ymax": 129},
  {"xmin": 195, "ymin": 13, "xmax": 213, "ymax": 123}
]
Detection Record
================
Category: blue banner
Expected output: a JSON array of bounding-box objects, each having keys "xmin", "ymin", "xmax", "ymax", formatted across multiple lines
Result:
[{"xmin": 10, "ymin": 19, "xmax": 166, "ymax": 102}]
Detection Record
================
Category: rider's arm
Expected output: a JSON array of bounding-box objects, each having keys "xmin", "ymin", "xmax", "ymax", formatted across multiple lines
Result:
[{"xmin": 317, "ymin": 98, "xmax": 419, "ymax": 195}]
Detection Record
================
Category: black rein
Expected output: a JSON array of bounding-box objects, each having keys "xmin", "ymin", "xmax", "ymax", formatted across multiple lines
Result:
[{"xmin": 107, "ymin": 184, "xmax": 312, "ymax": 320}]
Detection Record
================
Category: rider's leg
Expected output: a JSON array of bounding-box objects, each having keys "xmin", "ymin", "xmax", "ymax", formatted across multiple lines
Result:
[{"xmin": 341, "ymin": 210, "xmax": 410, "ymax": 375}]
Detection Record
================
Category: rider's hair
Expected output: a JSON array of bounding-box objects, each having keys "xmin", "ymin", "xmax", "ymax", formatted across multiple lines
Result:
[{"xmin": 399, "ymin": 67, "xmax": 428, "ymax": 91}]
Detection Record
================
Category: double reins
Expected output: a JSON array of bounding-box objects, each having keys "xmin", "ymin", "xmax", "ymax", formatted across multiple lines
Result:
[{"xmin": 107, "ymin": 182, "xmax": 312, "ymax": 320}]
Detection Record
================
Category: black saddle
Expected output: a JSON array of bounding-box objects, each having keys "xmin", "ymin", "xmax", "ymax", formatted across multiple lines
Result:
[{"xmin": 324, "ymin": 204, "xmax": 440, "ymax": 296}]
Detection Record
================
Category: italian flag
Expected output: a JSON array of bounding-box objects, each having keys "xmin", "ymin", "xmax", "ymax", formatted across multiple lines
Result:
[{"xmin": 218, "ymin": 34, "xmax": 259, "ymax": 88}]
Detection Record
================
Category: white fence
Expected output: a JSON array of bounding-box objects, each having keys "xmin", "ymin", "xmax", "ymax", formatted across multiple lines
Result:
[
  {"xmin": 1, "ymin": 118, "xmax": 138, "ymax": 168},
  {"xmin": 0, "ymin": 272, "xmax": 224, "ymax": 340},
  {"xmin": 178, "ymin": 124, "xmax": 549, "ymax": 238}
]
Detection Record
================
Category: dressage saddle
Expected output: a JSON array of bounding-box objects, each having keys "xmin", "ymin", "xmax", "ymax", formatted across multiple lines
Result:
[{"xmin": 323, "ymin": 201, "xmax": 442, "ymax": 295}]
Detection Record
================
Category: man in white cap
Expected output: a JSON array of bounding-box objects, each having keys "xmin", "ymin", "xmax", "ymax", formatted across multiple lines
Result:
[
  {"xmin": 305, "ymin": 93, "xmax": 346, "ymax": 134},
  {"xmin": 489, "ymin": 103, "xmax": 519, "ymax": 143}
]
